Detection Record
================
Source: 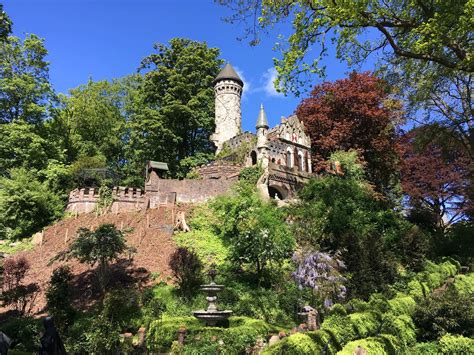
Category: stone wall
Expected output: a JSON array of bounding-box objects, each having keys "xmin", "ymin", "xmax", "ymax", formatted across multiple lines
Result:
[
  {"xmin": 267, "ymin": 161, "xmax": 313, "ymax": 199},
  {"xmin": 66, "ymin": 186, "xmax": 145, "ymax": 214},
  {"xmin": 150, "ymin": 177, "xmax": 237, "ymax": 204},
  {"xmin": 195, "ymin": 163, "xmax": 242, "ymax": 180}
]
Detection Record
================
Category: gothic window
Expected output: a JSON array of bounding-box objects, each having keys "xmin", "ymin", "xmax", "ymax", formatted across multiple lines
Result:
[
  {"xmin": 305, "ymin": 151, "xmax": 309, "ymax": 172},
  {"xmin": 294, "ymin": 148, "xmax": 299, "ymax": 170},
  {"xmin": 298, "ymin": 150, "xmax": 304, "ymax": 171},
  {"xmin": 286, "ymin": 149, "xmax": 292, "ymax": 167},
  {"xmin": 250, "ymin": 151, "xmax": 257, "ymax": 165}
]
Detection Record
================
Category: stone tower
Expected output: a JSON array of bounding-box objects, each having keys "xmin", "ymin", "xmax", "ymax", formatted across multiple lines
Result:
[
  {"xmin": 211, "ymin": 63, "xmax": 243, "ymax": 153},
  {"xmin": 256, "ymin": 104, "xmax": 269, "ymax": 169}
]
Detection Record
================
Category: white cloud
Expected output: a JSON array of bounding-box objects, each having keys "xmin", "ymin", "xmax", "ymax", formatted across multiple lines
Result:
[
  {"xmin": 234, "ymin": 66, "xmax": 252, "ymax": 100},
  {"xmin": 262, "ymin": 67, "xmax": 284, "ymax": 97}
]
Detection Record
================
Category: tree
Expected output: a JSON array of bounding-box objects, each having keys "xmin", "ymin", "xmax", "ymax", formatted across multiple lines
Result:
[
  {"xmin": 48, "ymin": 76, "xmax": 139, "ymax": 169},
  {"xmin": 212, "ymin": 183, "xmax": 295, "ymax": 282},
  {"xmin": 218, "ymin": 1, "xmax": 473, "ymax": 94},
  {"xmin": 397, "ymin": 128, "xmax": 470, "ymax": 232},
  {"xmin": 290, "ymin": 151, "xmax": 402, "ymax": 298},
  {"xmin": 0, "ymin": 121, "xmax": 62, "ymax": 177},
  {"xmin": 61, "ymin": 224, "xmax": 129, "ymax": 292},
  {"xmin": 0, "ymin": 34, "xmax": 53, "ymax": 124},
  {"xmin": 127, "ymin": 38, "xmax": 223, "ymax": 176},
  {"xmin": 46, "ymin": 266, "xmax": 75, "ymax": 331},
  {"xmin": 169, "ymin": 247, "xmax": 203, "ymax": 297},
  {"xmin": 0, "ymin": 4, "xmax": 12, "ymax": 42},
  {"xmin": 413, "ymin": 285, "xmax": 474, "ymax": 341},
  {"xmin": 1, "ymin": 256, "xmax": 39, "ymax": 315},
  {"xmin": 0, "ymin": 168, "xmax": 64, "ymax": 240},
  {"xmin": 296, "ymin": 72, "xmax": 401, "ymax": 195}
]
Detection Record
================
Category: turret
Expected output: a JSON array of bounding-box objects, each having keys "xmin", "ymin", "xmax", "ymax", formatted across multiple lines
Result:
[
  {"xmin": 211, "ymin": 63, "xmax": 243, "ymax": 153},
  {"xmin": 256, "ymin": 104, "xmax": 269, "ymax": 168}
]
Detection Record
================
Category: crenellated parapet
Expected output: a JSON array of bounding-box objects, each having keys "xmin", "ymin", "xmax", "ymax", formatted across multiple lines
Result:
[{"xmin": 66, "ymin": 186, "xmax": 146, "ymax": 214}]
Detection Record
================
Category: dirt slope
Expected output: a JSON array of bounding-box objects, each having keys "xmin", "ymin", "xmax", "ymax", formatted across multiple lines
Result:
[{"xmin": 12, "ymin": 205, "xmax": 188, "ymax": 314}]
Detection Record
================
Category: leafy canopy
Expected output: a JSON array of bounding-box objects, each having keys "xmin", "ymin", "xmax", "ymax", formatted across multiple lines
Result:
[
  {"xmin": 128, "ymin": 38, "xmax": 223, "ymax": 177},
  {"xmin": 0, "ymin": 34, "xmax": 53, "ymax": 124},
  {"xmin": 218, "ymin": 0, "xmax": 473, "ymax": 95},
  {"xmin": 212, "ymin": 183, "xmax": 295, "ymax": 280}
]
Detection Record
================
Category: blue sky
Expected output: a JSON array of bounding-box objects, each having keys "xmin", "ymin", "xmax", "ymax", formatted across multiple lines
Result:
[{"xmin": 3, "ymin": 0, "xmax": 374, "ymax": 132}]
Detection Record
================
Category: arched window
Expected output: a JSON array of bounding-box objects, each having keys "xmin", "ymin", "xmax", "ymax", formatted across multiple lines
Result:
[
  {"xmin": 293, "ymin": 148, "xmax": 299, "ymax": 170},
  {"xmin": 298, "ymin": 151, "xmax": 304, "ymax": 171},
  {"xmin": 286, "ymin": 149, "xmax": 292, "ymax": 167},
  {"xmin": 305, "ymin": 151, "xmax": 309, "ymax": 172},
  {"xmin": 250, "ymin": 151, "xmax": 257, "ymax": 165}
]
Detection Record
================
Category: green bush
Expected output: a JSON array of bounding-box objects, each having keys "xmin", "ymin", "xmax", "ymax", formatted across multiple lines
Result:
[
  {"xmin": 270, "ymin": 333, "xmax": 319, "ymax": 354},
  {"xmin": 439, "ymin": 334, "xmax": 474, "ymax": 354},
  {"xmin": 409, "ymin": 342, "xmax": 439, "ymax": 354},
  {"xmin": 147, "ymin": 316, "xmax": 276, "ymax": 353},
  {"xmin": 388, "ymin": 295, "xmax": 416, "ymax": 315},
  {"xmin": 0, "ymin": 317, "xmax": 41, "ymax": 353},
  {"xmin": 453, "ymin": 273, "xmax": 474, "ymax": 294}
]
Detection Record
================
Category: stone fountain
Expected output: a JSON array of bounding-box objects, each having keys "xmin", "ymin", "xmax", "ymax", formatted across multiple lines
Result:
[{"xmin": 193, "ymin": 266, "xmax": 232, "ymax": 326}]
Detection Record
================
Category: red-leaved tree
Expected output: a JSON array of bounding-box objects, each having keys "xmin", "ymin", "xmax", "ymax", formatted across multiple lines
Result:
[
  {"xmin": 296, "ymin": 72, "xmax": 402, "ymax": 194},
  {"xmin": 397, "ymin": 129, "xmax": 469, "ymax": 232}
]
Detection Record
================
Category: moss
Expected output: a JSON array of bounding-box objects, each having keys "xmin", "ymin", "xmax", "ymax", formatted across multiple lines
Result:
[{"xmin": 439, "ymin": 334, "xmax": 474, "ymax": 354}]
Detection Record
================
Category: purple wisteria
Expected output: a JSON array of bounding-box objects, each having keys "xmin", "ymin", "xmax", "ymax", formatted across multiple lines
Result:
[{"xmin": 292, "ymin": 251, "xmax": 347, "ymax": 308}]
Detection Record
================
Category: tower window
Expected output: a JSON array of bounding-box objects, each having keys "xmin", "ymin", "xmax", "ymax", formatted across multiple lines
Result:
[{"xmin": 250, "ymin": 151, "xmax": 257, "ymax": 165}]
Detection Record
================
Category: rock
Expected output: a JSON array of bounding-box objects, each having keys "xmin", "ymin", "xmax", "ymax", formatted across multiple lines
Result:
[
  {"xmin": 268, "ymin": 335, "xmax": 280, "ymax": 347},
  {"xmin": 32, "ymin": 232, "xmax": 43, "ymax": 246}
]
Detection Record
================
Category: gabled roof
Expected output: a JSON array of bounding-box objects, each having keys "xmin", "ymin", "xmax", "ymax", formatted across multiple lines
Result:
[
  {"xmin": 214, "ymin": 63, "xmax": 244, "ymax": 86},
  {"xmin": 147, "ymin": 161, "xmax": 169, "ymax": 171}
]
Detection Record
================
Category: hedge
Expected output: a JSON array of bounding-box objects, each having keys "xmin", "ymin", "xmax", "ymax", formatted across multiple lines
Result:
[
  {"xmin": 147, "ymin": 316, "xmax": 278, "ymax": 353},
  {"xmin": 265, "ymin": 260, "xmax": 462, "ymax": 354},
  {"xmin": 439, "ymin": 334, "xmax": 474, "ymax": 354}
]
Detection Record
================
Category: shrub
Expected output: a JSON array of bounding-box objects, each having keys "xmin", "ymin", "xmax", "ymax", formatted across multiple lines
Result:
[
  {"xmin": 439, "ymin": 334, "xmax": 474, "ymax": 354},
  {"xmin": 46, "ymin": 266, "xmax": 75, "ymax": 330},
  {"xmin": 273, "ymin": 333, "xmax": 318, "ymax": 354},
  {"xmin": 1, "ymin": 256, "xmax": 39, "ymax": 315},
  {"xmin": 56, "ymin": 223, "xmax": 130, "ymax": 292},
  {"xmin": 413, "ymin": 285, "xmax": 474, "ymax": 341},
  {"xmin": 169, "ymin": 247, "xmax": 203, "ymax": 297}
]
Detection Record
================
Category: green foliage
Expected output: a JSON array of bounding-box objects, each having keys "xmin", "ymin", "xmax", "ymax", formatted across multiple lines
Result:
[
  {"xmin": 61, "ymin": 223, "xmax": 130, "ymax": 292},
  {"xmin": 0, "ymin": 316, "xmax": 41, "ymax": 353},
  {"xmin": 68, "ymin": 314, "xmax": 121, "ymax": 355},
  {"xmin": 94, "ymin": 184, "xmax": 113, "ymax": 215},
  {"xmin": 50, "ymin": 77, "xmax": 136, "ymax": 168},
  {"xmin": 328, "ymin": 150, "xmax": 365, "ymax": 181},
  {"xmin": 128, "ymin": 38, "xmax": 223, "ymax": 177},
  {"xmin": 148, "ymin": 316, "xmax": 276, "ymax": 353},
  {"xmin": 292, "ymin": 171, "xmax": 400, "ymax": 298},
  {"xmin": 46, "ymin": 266, "xmax": 75, "ymax": 331},
  {"xmin": 413, "ymin": 285, "xmax": 474, "ymax": 341},
  {"xmin": 169, "ymin": 247, "xmax": 203, "ymax": 297},
  {"xmin": 220, "ymin": 1, "xmax": 473, "ymax": 95},
  {"xmin": 0, "ymin": 168, "xmax": 63, "ymax": 240},
  {"xmin": 0, "ymin": 34, "xmax": 53, "ymax": 124},
  {"xmin": 173, "ymin": 204, "xmax": 229, "ymax": 267},
  {"xmin": 212, "ymin": 184, "xmax": 295, "ymax": 280},
  {"xmin": 438, "ymin": 334, "xmax": 474, "ymax": 354},
  {"xmin": 238, "ymin": 165, "xmax": 263, "ymax": 185},
  {"xmin": 0, "ymin": 121, "xmax": 62, "ymax": 176},
  {"xmin": 268, "ymin": 333, "xmax": 319, "ymax": 354}
]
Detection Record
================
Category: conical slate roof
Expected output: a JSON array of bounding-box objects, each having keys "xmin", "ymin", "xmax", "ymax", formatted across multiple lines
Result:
[
  {"xmin": 256, "ymin": 104, "xmax": 269, "ymax": 129},
  {"xmin": 214, "ymin": 63, "xmax": 244, "ymax": 86}
]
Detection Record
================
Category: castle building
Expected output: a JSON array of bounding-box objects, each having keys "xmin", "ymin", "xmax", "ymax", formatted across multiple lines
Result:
[
  {"xmin": 211, "ymin": 63, "xmax": 313, "ymax": 200},
  {"xmin": 66, "ymin": 63, "xmax": 313, "ymax": 214}
]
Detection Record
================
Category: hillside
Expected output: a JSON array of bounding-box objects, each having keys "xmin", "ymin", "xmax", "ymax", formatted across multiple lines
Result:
[{"xmin": 13, "ymin": 206, "xmax": 188, "ymax": 313}]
